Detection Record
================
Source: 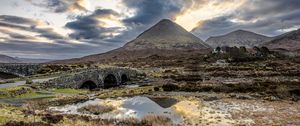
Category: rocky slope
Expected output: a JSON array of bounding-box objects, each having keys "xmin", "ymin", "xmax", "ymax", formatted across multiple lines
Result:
[
  {"xmin": 123, "ymin": 19, "xmax": 210, "ymax": 50},
  {"xmin": 205, "ymin": 30, "xmax": 272, "ymax": 48},
  {"xmin": 263, "ymin": 28, "xmax": 300, "ymax": 51}
]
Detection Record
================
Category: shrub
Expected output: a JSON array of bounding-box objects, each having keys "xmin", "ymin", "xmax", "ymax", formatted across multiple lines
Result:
[
  {"xmin": 77, "ymin": 104, "xmax": 115, "ymax": 115},
  {"xmin": 153, "ymin": 87, "xmax": 160, "ymax": 91},
  {"xmin": 162, "ymin": 84, "xmax": 179, "ymax": 91},
  {"xmin": 41, "ymin": 114, "xmax": 63, "ymax": 124},
  {"xmin": 141, "ymin": 114, "xmax": 172, "ymax": 126},
  {"xmin": 25, "ymin": 79, "xmax": 33, "ymax": 84}
]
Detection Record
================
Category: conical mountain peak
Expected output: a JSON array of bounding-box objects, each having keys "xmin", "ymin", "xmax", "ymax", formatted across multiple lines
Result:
[{"xmin": 124, "ymin": 19, "xmax": 210, "ymax": 50}]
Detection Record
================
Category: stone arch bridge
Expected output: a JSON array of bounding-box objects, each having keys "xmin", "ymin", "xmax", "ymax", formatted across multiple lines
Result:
[
  {"xmin": 0, "ymin": 63, "xmax": 41, "ymax": 77},
  {"xmin": 45, "ymin": 67, "xmax": 140, "ymax": 89}
]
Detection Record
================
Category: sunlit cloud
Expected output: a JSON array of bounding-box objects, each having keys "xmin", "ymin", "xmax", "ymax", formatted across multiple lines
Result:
[
  {"xmin": 175, "ymin": 0, "xmax": 247, "ymax": 31},
  {"xmin": 27, "ymin": 0, "xmax": 90, "ymax": 13}
]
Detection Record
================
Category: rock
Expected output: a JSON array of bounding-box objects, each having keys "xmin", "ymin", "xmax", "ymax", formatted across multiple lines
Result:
[
  {"xmin": 236, "ymin": 94, "xmax": 253, "ymax": 100},
  {"xmin": 203, "ymin": 96, "xmax": 219, "ymax": 101},
  {"xmin": 263, "ymin": 96, "xmax": 279, "ymax": 101}
]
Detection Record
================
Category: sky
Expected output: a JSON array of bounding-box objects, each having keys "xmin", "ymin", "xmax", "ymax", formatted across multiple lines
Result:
[{"xmin": 0, "ymin": 0, "xmax": 299, "ymax": 59}]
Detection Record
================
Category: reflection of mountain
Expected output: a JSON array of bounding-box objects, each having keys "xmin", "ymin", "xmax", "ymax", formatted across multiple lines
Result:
[
  {"xmin": 0, "ymin": 54, "xmax": 52, "ymax": 63},
  {"xmin": 205, "ymin": 30, "xmax": 272, "ymax": 48}
]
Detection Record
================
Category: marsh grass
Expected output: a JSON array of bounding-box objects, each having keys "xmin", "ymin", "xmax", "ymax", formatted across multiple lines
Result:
[{"xmin": 77, "ymin": 104, "xmax": 115, "ymax": 115}]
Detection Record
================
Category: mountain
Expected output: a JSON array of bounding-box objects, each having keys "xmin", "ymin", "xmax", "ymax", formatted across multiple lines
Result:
[
  {"xmin": 123, "ymin": 19, "xmax": 210, "ymax": 50},
  {"xmin": 263, "ymin": 29, "xmax": 300, "ymax": 51},
  {"xmin": 205, "ymin": 30, "xmax": 272, "ymax": 48},
  {"xmin": 0, "ymin": 54, "xmax": 52, "ymax": 63},
  {"xmin": 51, "ymin": 19, "xmax": 211, "ymax": 64},
  {"xmin": 17, "ymin": 58, "xmax": 53, "ymax": 63},
  {"xmin": 0, "ymin": 54, "xmax": 21, "ymax": 63}
]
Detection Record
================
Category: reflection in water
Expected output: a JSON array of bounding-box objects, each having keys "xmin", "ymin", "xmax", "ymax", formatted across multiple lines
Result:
[{"xmin": 49, "ymin": 96, "xmax": 183, "ymax": 124}]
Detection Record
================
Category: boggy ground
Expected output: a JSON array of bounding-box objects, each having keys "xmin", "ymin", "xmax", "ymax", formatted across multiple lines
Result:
[
  {"xmin": 0, "ymin": 87, "xmax": 299, "ymax": 126},
  {"xmin": 0, "ymin": 56, "xmax": 299, "ymax": 126}
]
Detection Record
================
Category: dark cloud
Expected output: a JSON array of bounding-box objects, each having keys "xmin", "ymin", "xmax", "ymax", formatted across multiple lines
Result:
[
  {"xmin": 65, "ymin": 9, "xmax": 124, "ymax": 41},
  {"xmin": 0, "ymin": 39, "xmax": 118, "ymax": 59},
  {"xmin": 192, "ymin": 0, "xmax": 300, "ymax": 40},
  {"xmin": 0, "ymin": 15, "xmax": 64, "ymax": 41},
  {"xmin": 0, "ymin": 15, "xmax": 43, "ymax": 26},
  {"xmin": 0, "ymin": 29, "xmax": 35, "ymax": 40},
  {"xmin": 28, "ymin": 0, "xmax": 88, "ymax": 13},
  {"xmin": 122, "ymin": 0, "xmax": 183, "ymax": 25}
]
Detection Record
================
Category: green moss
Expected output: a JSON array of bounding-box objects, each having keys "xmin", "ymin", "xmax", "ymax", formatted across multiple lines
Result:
[
  {"xmin": 97, "ymin": 86, "xmax": 154, "ymax": 99},
  {"xmin": 0, "ymin": 115, "xmax": 8, "ymax": 123},
  {"xmin": 14, "ymin": 92, "xmax": 41, "ymax": 98},
  {"xmin": 51, "ymin": 88, "xmax": 87, "ymax": 94}
]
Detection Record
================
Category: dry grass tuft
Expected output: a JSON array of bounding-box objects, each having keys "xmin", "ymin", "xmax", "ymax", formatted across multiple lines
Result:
[{"xmin": 77, "ymin": 104, "xmax": 115, "ymax": 115}]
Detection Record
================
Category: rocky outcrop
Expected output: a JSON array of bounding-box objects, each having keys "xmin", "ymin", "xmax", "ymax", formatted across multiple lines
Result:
[{"xmin": 0, "ymin": 63, "xmax": 42, "ymax": 76}]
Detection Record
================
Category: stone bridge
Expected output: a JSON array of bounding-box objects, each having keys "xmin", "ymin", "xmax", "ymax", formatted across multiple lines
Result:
[
  {"xmin": 45, "ymin": 67, "xmax": 141, "ymax": 89},
  {"xmin": 0, "ymin": 63, "xmax": 42, "ymax": 77}
]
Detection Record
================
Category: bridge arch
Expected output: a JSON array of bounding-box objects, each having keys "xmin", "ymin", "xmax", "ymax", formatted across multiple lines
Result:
[
  {"xmin": 121, "ymin": 74, "xmax": 129, "ymax": 84},
  {"xmin": 103, "ymin": 74, "xmax": 118, "ymax": 89},
  {"xmin": 79, "ymin": 80, "xmax": 97, "ymax": 90}
]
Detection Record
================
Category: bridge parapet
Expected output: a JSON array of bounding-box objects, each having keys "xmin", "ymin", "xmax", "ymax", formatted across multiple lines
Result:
[
  {"xmin": 0, "ymin": 63, "xmax": 42, "ymax": 76},
  {"xmin": 44, "ymin": 67, "xmax": 141, "ymax": 89}
]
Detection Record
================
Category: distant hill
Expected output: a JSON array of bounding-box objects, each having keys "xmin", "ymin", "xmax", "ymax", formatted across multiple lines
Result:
[
  {"xmin": 123, "ymin": 19, "xmax": 210, "ymax": 50},
  {"xmin": 205, "ymin": 30, "xmax": 272, "ymax": 48},
  {"xmin": 263, "ymin": 28, "xmax": 300, "ymax": 51},
  {"xmin": 51, "ymin": 19, "xmax": 211, "ymax": 64},
  {"xmin": 0, "ymin": 54, "xmax": 52, "ymax": 63},
  {"xmin": 0, "ymin": 54, "xmax": 21, "ymax": 63}
]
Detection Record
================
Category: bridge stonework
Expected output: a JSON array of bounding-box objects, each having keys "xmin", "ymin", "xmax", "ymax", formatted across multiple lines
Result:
[
  {"xmin": 45, "ymin": 67, "xmax": 140, "ymax": 89},
  {"xmin": 0, "ymin": 63, "xmax": 42, "ymax": 76}
]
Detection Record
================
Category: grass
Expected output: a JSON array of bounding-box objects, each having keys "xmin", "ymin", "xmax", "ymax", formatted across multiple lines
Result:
[
  {"xmin": 0, "ymin": 86, "xmax": 32, "ymax": 98},
  {"xmin": 0, "ymin": 80, "xmax": 16, "ymax": 84},
  {"xmin": 78, "ymin": 104, "xmax": 115, "ymax": 115},
  {"xmin": 96, "ymin": 86, "xmax": 154, "ymax": 99},
  {"xmin": 0, "ymin": 104, "xmax": 43, "ymax": 125},
  {"xmin": 14, "ymin": 92, "xmax": 44, "ymax": 98},
  {"xmin": 50, "ymin": 88, "xmax": 87, "ymax": 94}
]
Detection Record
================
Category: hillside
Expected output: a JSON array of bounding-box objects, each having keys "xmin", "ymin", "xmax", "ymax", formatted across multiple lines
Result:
[
  {"xmin": 205, "ymin": 30, "xmax": 272, "ymax": 48},
  {"xmin": 123, "ymin": 19, "xmax": 210, "ymax": 50}
]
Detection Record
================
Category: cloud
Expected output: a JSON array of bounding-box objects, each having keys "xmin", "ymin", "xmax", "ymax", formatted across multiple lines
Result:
[
  {"xmin": 65, "ymin": 9, "xmax": 126, "ymax": 41},
  {"xmin": 27, "ymin": 0, "xmax": 89, "ymax": 13},
  {"xmin": 2, "ymin": 0, "xmax": 300, "ymax": 59},
  {"xmin": 0, "ymin": 15, "xmax": 65, "ymax": 42},
  {"xmin": 122, "ymin": 0, "xmax": 183, "ymax": 25},
  {"xmin": 0, "ymin": 15, "xmax": 47, "ymax": 26},
  {"xmin": 0, "ymin": 39, "xmax": 119, "ymax": 59},
  {"xmin": 191, "ymin": 0, "xmax": 300, "ymax": 40}
]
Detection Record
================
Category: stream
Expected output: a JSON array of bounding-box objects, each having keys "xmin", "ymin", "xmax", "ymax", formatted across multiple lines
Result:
[{"xmin": 49, "ymin": 96, "xmax": 184, "ymax": 124}]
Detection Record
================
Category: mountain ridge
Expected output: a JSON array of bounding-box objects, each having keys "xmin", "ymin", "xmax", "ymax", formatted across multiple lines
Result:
[
  {"xmin": 205, "ymin": 30, "xmax": 272, "ymax": 48},
  {"xmin": 0, "ymin": 54, "xmax": 53, "ymax": 63},
  {"xmin": 263, "ymin": 28, "xmax": 300, "ymax": 51}
]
